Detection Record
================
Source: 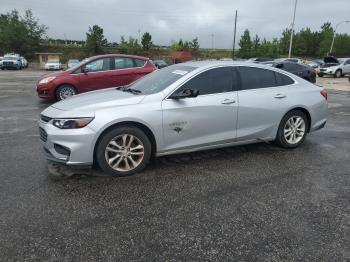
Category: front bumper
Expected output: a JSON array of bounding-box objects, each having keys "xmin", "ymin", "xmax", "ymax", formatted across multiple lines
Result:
[
  {"xmin": 39, "ymin": 119, "xmax": 96, "ymax": 166},
  {"xmin": 318, "ymin": 68, "xmax": 336, "ymax": 75},
  {"xmin": 36, "ymin": 82, "xmax": 56, "ymax": 99}
]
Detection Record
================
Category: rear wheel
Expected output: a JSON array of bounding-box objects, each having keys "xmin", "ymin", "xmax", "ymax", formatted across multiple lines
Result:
[
  {"xmin": 317, "ymin": 73, "xmax": 323, "ymax": 77},
  {"xmin": 96, "ymin": 126, "xmax": 152, "ymax": 176},
  {"xmin": 55, "ymin": 85, "xmax": 76, "ymax": 101},
  {"xmin": 275, "ymin": 110, "xmax": 309, "ymax": 148}
]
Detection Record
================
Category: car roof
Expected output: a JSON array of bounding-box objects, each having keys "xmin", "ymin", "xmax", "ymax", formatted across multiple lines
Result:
[
  {"xmin": 89, "ymin": 54, "xmax": 149, "ymax": 60},
  {"xmin": 180, "ymin": 60, "xmax": 270, "ymax": 69}
]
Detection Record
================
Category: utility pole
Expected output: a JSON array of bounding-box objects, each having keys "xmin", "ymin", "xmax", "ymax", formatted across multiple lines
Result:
[
  {"xmin": 232, "ymin": 10, "xmax": 238, "ymax": 60},
  {"xmin": 211, "ymin": 33, "xmax": 214, "ymax": 50},
  {"xmin": 288, "ymin": 0, "xmax": 298, "ymax": 58},
  {"xmin": 329, "ymin": 20, "xmax": 350, "ymax": 55}
]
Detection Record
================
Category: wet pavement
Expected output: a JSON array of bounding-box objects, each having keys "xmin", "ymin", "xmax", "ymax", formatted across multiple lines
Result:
[{"xmin": 0, "ymin": 70, "xmax": 350, "ymax": 261}]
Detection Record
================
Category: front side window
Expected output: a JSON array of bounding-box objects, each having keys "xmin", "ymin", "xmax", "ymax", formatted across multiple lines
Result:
[
  {"xmin": 176, "ymin": 67, "xmax": 235, "ymax": 96},
  {"xmin": 238, "ymin": 66, "xmax": 277, "ymax": 90},
  {"xmin": 84, "ymin": 58, "xmax": 110, "ymax": 72},
  {"xmin": 114, "ymin": 58, "xmax": 135, "ymax": 69}
]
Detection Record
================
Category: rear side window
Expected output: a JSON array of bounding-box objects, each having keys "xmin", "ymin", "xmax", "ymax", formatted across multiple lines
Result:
[
  {"xmin": 237, "ymin": 66, "xmax": 277, "ymax": 90},
  {"xmin": 178, "ymin": 67, "xmax": 236, "ymax": 96},
  {"xmin": 135, "ymin": 59, "xmax": 146, "ymax": 67},
  {"xmin": 114, "ymin": 57, "xmax": 135, "ymax": 69},
  {"xmin": 275, "ymin": 72, "xmax": 295, "ymax": 86}
]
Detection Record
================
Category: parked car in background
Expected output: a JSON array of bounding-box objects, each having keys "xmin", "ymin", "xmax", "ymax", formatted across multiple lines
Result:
[
  {"xmin": 67, "ymin": 59, "xmax": 79, "ymax": 69},
  {"xmin": 20, "ymin": 57, "xmax": 28, "ymax": 68},
  {"xmin": 317, "ymin": 56, "xmax": 350, "ymax": 78},
  {"xmin": 2, "ymin": 53, "xmax": 22, "ymax": 70},
  {"xmin": 307, "ymin": 60, "xmax": 324, "ymax": 69},
  {"xmin": 266, "ymin": 61, "xmax": 316, "ymax": 83},
  {"xmin": 153, "ymin": 59, "xmax": 168, "ymax": 69},
  {"xmin": 248, "ymin": 57, "xmax": 273, "ymax": 63},
  {"xmin": 45, "ymin": 59, "xmax": 63, "ymax": 70},
  {"xmin": 39, "ymin": 61, "xmax": 328, "ymax": 176},
  {"xmin": 37, "ymin": 54, "xmax": 157, "ymax": 101},
  {"xmin": 0, "ymin": 57, "xmax": 3, "ymax": 69},
  {"xmin": 274, "ymin": 58, "xmax": 303, "ymax": 64}
]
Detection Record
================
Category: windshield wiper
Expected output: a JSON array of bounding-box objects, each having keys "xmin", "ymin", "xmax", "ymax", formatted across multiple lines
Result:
[{"xmin": 118, "ymin": 86, "xmax": 142, "ymax": 94}]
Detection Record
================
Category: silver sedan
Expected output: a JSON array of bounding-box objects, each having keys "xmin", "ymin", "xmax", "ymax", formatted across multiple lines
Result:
[{"xmin": 39, "ymin": 61, "xmax": 328, "ymax": 176}]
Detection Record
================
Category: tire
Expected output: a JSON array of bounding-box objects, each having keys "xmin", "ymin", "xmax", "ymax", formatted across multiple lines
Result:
[
  {"xmin": 317, "ymin": 73, "xmax": 323, "ymax": 77},
  {"xmin": 95, "ymin": 126, "xmax": 152, "ymax": 176},
  {"xmin": 275, "ymin": 110, "xmax": 309, "ymax": 148},
  {"xmin": 334, "ymin": 70, "xmax": 342, "ymax": 78},
  {"xmin": 55, "ymin": 85, "xmax": 76, "ymax": 101}
]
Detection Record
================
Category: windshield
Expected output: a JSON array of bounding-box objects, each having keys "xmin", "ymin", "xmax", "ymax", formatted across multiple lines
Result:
[
  {"xmin": 67, "ymin": 58, "xmax": 90, "ymax": 72},
  {"xmin": 47, "ymin": 60, "xmax": 59, "ymax": 63},
  {"xmin": 69, "ymin": 59, "xmax": 79, "ymax": 63},
  {"xmin": 4, "ymin": 56, "xmax": 18, "ymax": 60},
  {"xmin": 127, "ymin": 65, "xmax": 196, "ymax": 95}
]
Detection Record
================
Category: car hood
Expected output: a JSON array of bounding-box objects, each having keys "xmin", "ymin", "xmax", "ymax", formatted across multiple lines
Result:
[
  {"xmin": 37, "ymin": 70, "xmax": 68, "ymax": 81},
  {"xmin": 323, "ymin": 56, "xmax": 339, "ymax": 64},
  {"xmin": 51, "ymin": 88, "xmax": 146, "ymax": 112}
]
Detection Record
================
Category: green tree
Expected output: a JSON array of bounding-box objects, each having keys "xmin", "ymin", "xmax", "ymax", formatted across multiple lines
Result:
[
  {"xmin": 318, "ymin": 22, "xmax": 333, "ymax": 57},
  {"xmin": 141, "ymin": 32, "xmax": 152, "ymax": 50},
  {"xmin": 0, "ymin": 9, "xmax": 47, "ymax": 58},
  {"xmin": 279, "ymin": 28, "xmax": 291, "ymax": 55},
  {"xmin": 85, "ymin": 25, "xmax": 107, "ymax": 55},
  {"xmin": 238, "ymin": 29, "xmax": 252, "ymax": 58},
  {"xmin": 118, "ymin": 36, "xmax": 141, "ymax": 54},
  {"xmin": 252, "ymin": 34, "xmax": 260, "ymax": 57}
]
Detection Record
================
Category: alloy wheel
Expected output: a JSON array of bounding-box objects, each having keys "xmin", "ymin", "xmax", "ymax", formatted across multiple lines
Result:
[
  {"xmin": 59, "ymin": 86, "xmax": 75, "ymax": 100},
  {"xmin": 283, "ymin": 116, "xmax": 306, "ymax": 145},
  {"xmin": 104, "ymin": 134, "xmax": 145, "ymax": 172}
]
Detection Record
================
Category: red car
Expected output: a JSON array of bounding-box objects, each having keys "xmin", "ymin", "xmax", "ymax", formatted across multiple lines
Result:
[{"xmin": 36, "ymin": 54, "xmax": 156, "ymax": 101}]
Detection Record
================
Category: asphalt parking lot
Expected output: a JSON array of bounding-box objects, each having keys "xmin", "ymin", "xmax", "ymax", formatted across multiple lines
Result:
[{"xmin": 0, "ymin": 69, "xmax": 350, "ymax": 261}]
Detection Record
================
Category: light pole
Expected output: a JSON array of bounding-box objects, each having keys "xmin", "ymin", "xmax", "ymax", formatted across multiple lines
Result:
[
  {"xmin": 329, "ymin": 20, "xmax": 350, "ymax": 55},
  {"xmin": 288, "ymin": 0, "xmax": 298, "ymax": 58}
]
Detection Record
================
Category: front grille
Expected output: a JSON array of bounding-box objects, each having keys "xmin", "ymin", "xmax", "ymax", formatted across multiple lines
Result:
[
  {"xmin": 40, "ymin": 114, "xmax": 52, "ymax": 123},
  {"xmin": 39, "ymin": 127, "xmax": 47, "ymax": 142}
]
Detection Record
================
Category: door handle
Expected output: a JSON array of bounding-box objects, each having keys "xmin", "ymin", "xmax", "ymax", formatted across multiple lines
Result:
[
  {"xmin": 221, "ymin": 99, "xmax": 236, "ymax": 105},
  {"xmin": 274, "ymin": 94, "xmax": 286, "ymax": 99}
]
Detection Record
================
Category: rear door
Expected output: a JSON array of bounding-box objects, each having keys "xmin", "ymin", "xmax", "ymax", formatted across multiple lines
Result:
[
  {"xmin": 161, "ymin": 66, "xmax": 239, "ymax": 152},
  {"xmin": 111, "ymin": 57, "xmax": 138, "ymax": 87},
  {"xmin": 78, "ymin": 57, "xmax": 112, "ymax": 91},
  {"xmin": 236, "ymin": 66, "xmax": 295, "ymax": 141}
]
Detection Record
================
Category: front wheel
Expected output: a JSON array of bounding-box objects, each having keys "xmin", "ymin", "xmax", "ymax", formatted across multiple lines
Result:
[
  {"xmin": 275, "ymin": 110, "xmax": 309, "ymax": 148},
  {"xmin": 55, "ymin": 85, "xmax": 76, "ymax": 101},
  {"xmin": 334, "ymin": 70, "xmax": 342, "ymax": 78},
  {"xmin": 96, "ymin": 126, "xmax": 152, "ymax": 176}
]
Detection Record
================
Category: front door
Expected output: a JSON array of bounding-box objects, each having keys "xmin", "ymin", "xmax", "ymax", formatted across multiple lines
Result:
[
  {"xmin": 78, "ymin": 57, "xmax": 112, "ymax": 91},
  {"xmin": 161, "ymin": 67, "xmax": 238, "ymax": 152}
]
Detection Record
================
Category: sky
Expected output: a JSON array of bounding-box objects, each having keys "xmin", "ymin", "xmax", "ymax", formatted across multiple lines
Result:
[{"xmin": 1, "ymin": 0, "xmax": 350, "ymax": 49}]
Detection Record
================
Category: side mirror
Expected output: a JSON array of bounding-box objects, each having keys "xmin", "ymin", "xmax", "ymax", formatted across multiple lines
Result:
[
  {"xmin": 82, "ymin": 67, "xmax": 89, "ymax": 74},
  {"xmin": 170, "ymin": 88, "xmax": 199, "ymax": 99}
]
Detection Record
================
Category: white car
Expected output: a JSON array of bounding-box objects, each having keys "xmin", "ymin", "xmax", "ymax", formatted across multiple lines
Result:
[
  {"xmin": 45, "ymin": 60, "xmax": 62, "ymax": 70},
  {"xmin": 20, "ymin": 57, "xmax": 28, "ymax": 68},
  {"xmin": 317, "ymin": 56, "xmax": 350, "ymax": 78},
  {"xmin": 67, "ymin": 59, "xmax": 79, "ymax": 68},
  {"xmin": 0, "ymin": 57, "xmax": 3, "ymax": 69}
]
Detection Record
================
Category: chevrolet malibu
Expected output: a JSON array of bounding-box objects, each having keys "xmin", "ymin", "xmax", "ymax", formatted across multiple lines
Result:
[
  {"xmin": 36, "ymin": 54, "xmax": 156, "ymax": 101},
  {"xmin": 39, "ymin": 61, "xmax": 328, "ymax": 176}
]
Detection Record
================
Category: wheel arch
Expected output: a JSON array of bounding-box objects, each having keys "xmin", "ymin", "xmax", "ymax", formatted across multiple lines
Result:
[
  {"xmin": 284, "ymin": 107, "xmax": 312, "ymax": 133},
  {"xmin": 93, "ymin": 121, "xmax": 157, "ymax": 164}
]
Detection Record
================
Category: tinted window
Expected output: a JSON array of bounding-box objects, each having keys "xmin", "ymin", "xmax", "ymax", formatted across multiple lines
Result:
[
  {"xmin": 238, "ymin": 67, "xmax": 277, "ymax": 90},
  {"xmin": 177, "ymin": 67, "xmax": 235, "ymax": 96},
  {"xmin": 135, "ymin": 59, "xmax": 146, "ymax": 67},
  {"xmin": 275, "ymin": 72, "xmax": 295, "ymax": 86},
  {"xmin": 114, "ymin": 57, "xmax": 135, "ymax": 69},
  {"xmin": 345, "ymin": 60, "xmax": 350, "ymax": 65},
  {"xmin": 84, "ymin": 58, "xmax": 110, "ymax": 72}
]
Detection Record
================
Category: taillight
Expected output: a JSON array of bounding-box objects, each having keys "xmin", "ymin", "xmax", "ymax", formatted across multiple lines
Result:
[{"xmin": 320, "ymin": 89, "xmax": 328, "ymax": 100}]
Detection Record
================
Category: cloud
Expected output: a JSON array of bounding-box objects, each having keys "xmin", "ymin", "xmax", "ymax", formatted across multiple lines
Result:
[{"xmin": 0, "ymin": 0, "xmax": 349, "ymax": 48}]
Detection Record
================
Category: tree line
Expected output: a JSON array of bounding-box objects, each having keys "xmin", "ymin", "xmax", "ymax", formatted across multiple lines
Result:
[{"xmin": 238, "ymin": 22, "xmax": 350, "ymax": 59}]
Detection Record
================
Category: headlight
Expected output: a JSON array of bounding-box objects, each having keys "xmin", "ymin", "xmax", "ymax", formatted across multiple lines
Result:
[
  {"xmin": 39, "ymin": 76, "xmax": 56, "ymax": 84},
  {"xmin": 52, "ymin": 118, "xmax": 94, "ymax": 129}
]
